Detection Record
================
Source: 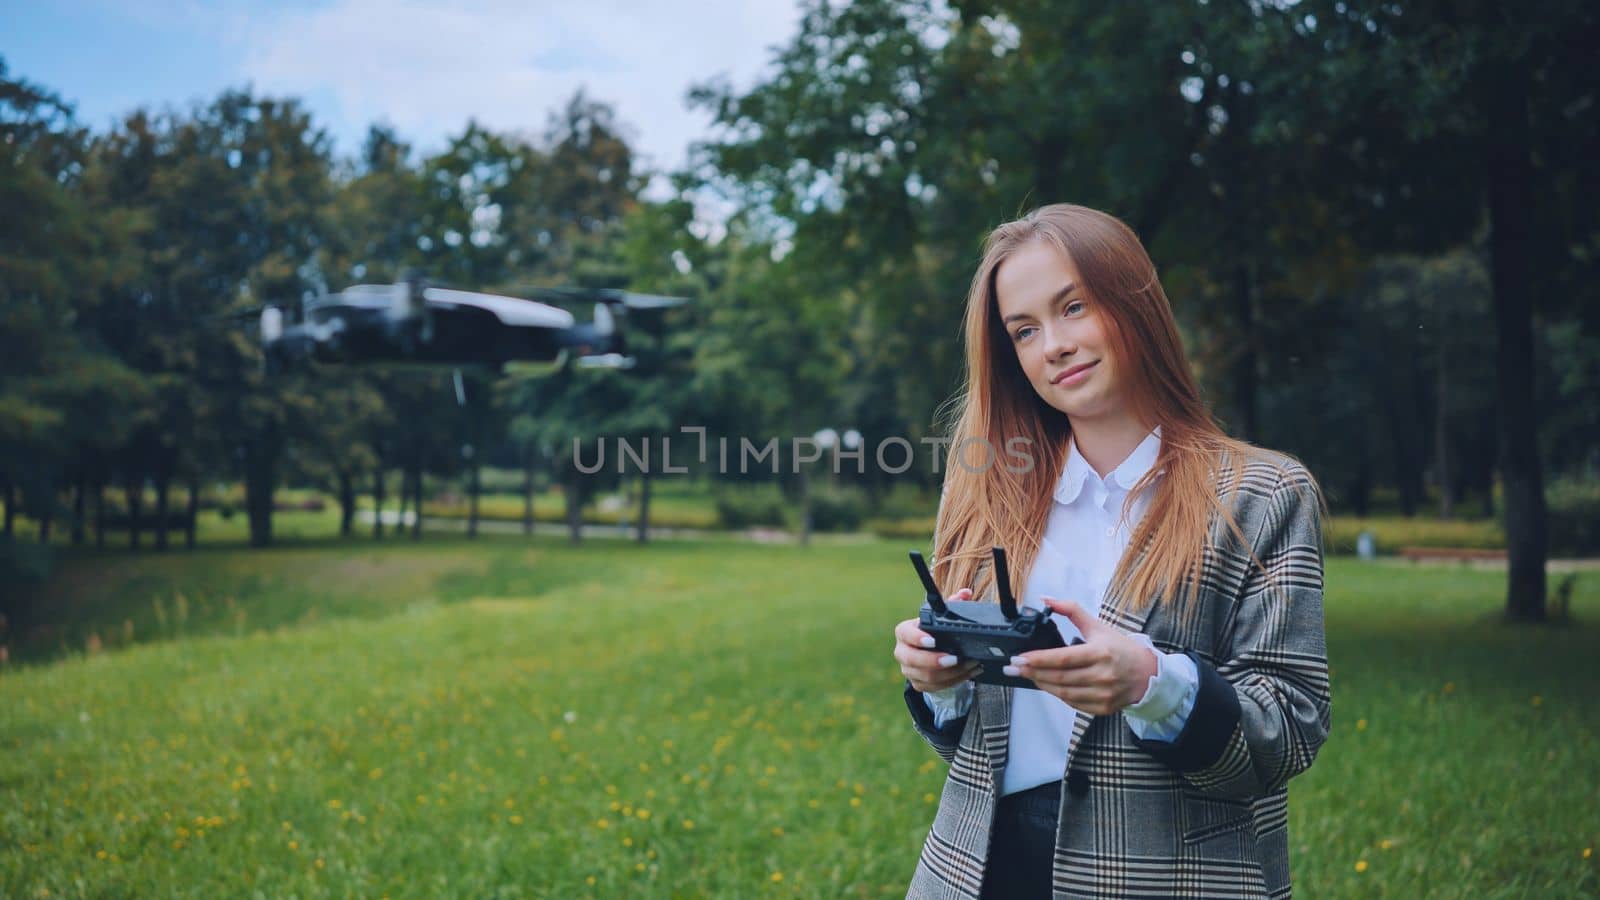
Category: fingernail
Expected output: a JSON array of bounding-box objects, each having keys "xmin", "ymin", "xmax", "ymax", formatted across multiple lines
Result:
[
  {"xmin": 1002, "ymin": 665, "xmax": 1020, "ymax": 677},
  {"xmin": 920, "ymin": 636, "xmax": 936, "ymax": 648},
  {"xmin": 938, "ymin": 655, "xmax": 958, "ymax": 667},
  {"xmin": 1010, "ymin": 656, "xmax": 1027, "ymax": 667}
]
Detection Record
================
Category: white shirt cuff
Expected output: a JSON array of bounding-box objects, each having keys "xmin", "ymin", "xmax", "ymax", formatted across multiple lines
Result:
[
  {"xmin": 922, "ymin": 681, "xmax": 974, "ymax": 729},
  {"xmin": 1122, "ymin": 635, "xmax": 1198, "ymax": 739}
]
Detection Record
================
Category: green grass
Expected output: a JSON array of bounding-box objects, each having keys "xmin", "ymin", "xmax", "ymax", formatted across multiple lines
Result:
[{"xmin": 2, "ymin": 539, "xmax": 1598, "ymax": 898}]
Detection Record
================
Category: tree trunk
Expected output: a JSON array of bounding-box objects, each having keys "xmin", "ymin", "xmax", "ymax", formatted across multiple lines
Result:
[
  {"xmin": 245, "ymin": 427, "xmax": 278, "ymax": 549},
  {"xmin": 467, "ymin": 461, "xmax": 481, "ymax": 539},
  {"xmin": 637, "ymin": 470, "xmax": 652, "ymax": 544},
  {"xmin": 337, "ymin": 469, "xmax": 355, "ymax": 538},
  {"xmin": 1349, "ymin": 444, "xmax": 1372, "ymax": 518},
  {"xmin": 410, "ymin": 465, "xmax": 423, "ymax": 541},
  {"xmin": 522, "ymin": 453, "xmax": 535, "ymax": 536},
  {"xmin": 563, "ymin": 474, "xmax": 582, "ymax": 544},
  {"xmin": 33, "ymin": 466, "xmax": 56, "ymax": 543},
  {"xmin": 71, "ymin": 468, "xmax": 87, "ymax": 546},
  {"xmin": 185, "ymin": 478, "xmax": 199, "ymax": 550},
  {"xmin": 397, "ymin": 467, "xmax": 409, "ymax": 534},
  {"xmin": 125, "ymin": 472, "xmax": 142, "ymax": 551},
  {"xmin": 799, "ymin": 469, "xmax": 813, "ymax": 547},
  {"xmin": 94, "ymin": 476, "xmax": 106, "ymax": 549},
  {"xmin": 1436, "ymin": 319, "xmax": 1454, "ymax": 519},
  {"xmin": 1229, "ymin": 263, "xmax": 1259, "ymax": 442},
  {"xmin": 1484, "ymin": 59, "xmax": 1547, "ymax": 622},
  {"xmin": 154, "ymin": 474, "xmax": 170, "ymax": 552},
  {"xmin": 37, "ymin": 486, "xmax": 52, "ymax": 544},
  {"xmin": 372, "ymin": 465, "xmax": 386, "ymax": 539}
]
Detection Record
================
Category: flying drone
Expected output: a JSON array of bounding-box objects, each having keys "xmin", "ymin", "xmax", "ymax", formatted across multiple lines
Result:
[{"xmin": 257, "ymin": 276, "xmax": 686, "ymax": 380}]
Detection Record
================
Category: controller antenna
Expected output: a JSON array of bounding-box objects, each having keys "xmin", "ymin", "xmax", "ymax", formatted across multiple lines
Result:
[
  {"xmin": 908, "ymin": 552, "xmax": 949, "ymax": 615},
  {"xmin": 992, "ymin": 547, "xmax": 1019, "ymax": 620}
]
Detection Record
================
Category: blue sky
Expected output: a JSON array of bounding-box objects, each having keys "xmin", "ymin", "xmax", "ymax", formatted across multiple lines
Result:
[{"xmin": 3, "ymin": 0, "xmax": 801, "ymax": 174}]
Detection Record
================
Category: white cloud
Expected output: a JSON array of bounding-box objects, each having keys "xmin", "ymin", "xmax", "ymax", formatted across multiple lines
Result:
[{"xmin": 241, "ymin": 0, "xmax": 801, "ymax": 174}]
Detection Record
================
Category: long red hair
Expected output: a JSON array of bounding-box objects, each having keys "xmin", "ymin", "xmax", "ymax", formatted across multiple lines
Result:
[{"xmin": 933, "ymin": 204, "xmax": 1313, "ymax": 615}]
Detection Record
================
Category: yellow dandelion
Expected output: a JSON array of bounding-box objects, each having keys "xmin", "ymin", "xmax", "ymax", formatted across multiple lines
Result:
[
  {"xmin": 850, "ymin": 797, "xmax": 862, "ymax": 808},
  {"xmin": 596, "ymin": 819, "xmax": 611, "ymax": 830},
  {"xmin": 1531, "ymin": 695, "xmax": 1543, "ymax": 707},
  {"xmin": 773, "ymin": 826, "xmax": 785, "ymax": 837},
  {"xmin": 682, "ymin": 819, "xmax": 695, "ymax": 830},
  {"xmin": 1584, "ymin": 847, "xmax": 1592, "ymax": 859},
  {"xmin": 1380, "ymin": 839, "xmax": 1393, "ymax": 850},
  {"xmin": 623, "ymin": 837, "xmax": 633, "ymax": 847},
  {"xmin": 510, "ymin": 815, "xmax": 523, "ymax": 825},
  {"xmin": 1355, "ymin": 860, "xmax": 1368, "ymax": 873},
  {"xmin": 1356, "ymin": 719, "xmax": 1367, "ymax": 731},
  {"xmin": 771, "ymin": 872, "xmax": 784, "ymax": 883},
  {"xmin": 314, "ymin": 858, "xmax": 325, "ymax": 870},
  {"xmin": 96, "ymin": 850, "xmax": 107, "ymax": 860},
  {"xmin": 282, "ymin": 822, "xmax": 293, "ymax": 832},
  {"xmin": 923, "ymin": 793, "xmax": 936, "ymax": 804},
  {"xmin": 635, "ymin": 862, "xmax": 645, "ymax": 872},
  {"xmin": 637, "ymin": 809, "xmax": 651, "ymax": 820},
  {"xmin": 328, "ymin": 799, "xmax": 342, "ymax": 810},
  {"xmin": 289, "ymin": 841, "xmax": 299, "ymax": 851},
  {"xmin": 586, "ymin": 876, "xmax": 597, "ymax": 886},
  {"xmin": 1443, "ymin": 682, "xmax": 1455, "ymax": 694}
]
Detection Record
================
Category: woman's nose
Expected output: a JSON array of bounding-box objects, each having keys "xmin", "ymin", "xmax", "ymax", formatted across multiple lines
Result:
[{"xmin": 1042, "ymin": 323, "xmax": 1076, "ymax": 360}]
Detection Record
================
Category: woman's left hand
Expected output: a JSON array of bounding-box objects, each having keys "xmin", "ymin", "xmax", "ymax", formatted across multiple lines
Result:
[{"xmin": 1003, "ymin": 598, "xmax": 1159, "ymax": 715}]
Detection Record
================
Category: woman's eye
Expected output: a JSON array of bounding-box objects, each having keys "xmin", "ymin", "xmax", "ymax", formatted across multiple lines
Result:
[
  {"xmin": 1013, "ymin": 327, "xmax": 1036, "ymax": 341},
  {"xmin": 1064, "ymin": 300, "xmax": 1086, "ymax": 315}
]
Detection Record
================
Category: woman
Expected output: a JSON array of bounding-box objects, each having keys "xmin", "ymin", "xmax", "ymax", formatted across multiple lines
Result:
[{"xmin": 892, "ymin": 204, "xmax": 1330, "ymax": 899}]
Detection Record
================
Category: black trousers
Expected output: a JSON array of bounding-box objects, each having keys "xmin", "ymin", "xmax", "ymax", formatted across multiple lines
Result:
[{"xmin": 979, "ymin": 780, "xmax": 1061, "ymax": 900}]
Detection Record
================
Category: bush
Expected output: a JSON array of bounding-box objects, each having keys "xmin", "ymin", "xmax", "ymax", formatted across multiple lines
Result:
[
  {"xmin": 714, "ymin": 490, "xmax": 790, "ymax": 530},
  {"xmin": 423, "ymin": 494, "xmax": 719, "ymax": 530},
  {"xmin": 867, "ymin": 516, "xmax": 936, "ymax": 542},
  {"xmin": 1547, "ymin": 478, "xmax": 1600, "ymax": 557},
  {"xmin": 0, "ymin": 538, "xmax": 54, "ymax": 631},
  {"xmin": 1324, "ymin": 516, "xmax": 1506, "ymax": 555},
  {"xmin": 808, "ymin": 490, "xmax": 865, "ymax": 533}
]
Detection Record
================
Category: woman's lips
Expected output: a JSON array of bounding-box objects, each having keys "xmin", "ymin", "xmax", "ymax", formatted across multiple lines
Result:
[{"xmin": 1054, "ymin": 361, "xmax": 1097, "ymax": 385}]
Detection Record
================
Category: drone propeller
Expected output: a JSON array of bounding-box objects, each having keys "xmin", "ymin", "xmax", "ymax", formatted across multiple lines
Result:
[{"xmin": 517, "ymin": 285, "xmax": 689, "ymax": 310}]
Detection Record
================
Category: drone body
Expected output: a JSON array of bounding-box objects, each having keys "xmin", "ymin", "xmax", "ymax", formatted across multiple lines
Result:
[{"xmin": 260, "ymin": 278, "xmax": 681, "ymax": 376}]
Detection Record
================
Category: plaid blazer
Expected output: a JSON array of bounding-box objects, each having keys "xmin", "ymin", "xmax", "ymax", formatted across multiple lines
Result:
[{"xmin": 904, "ymin": 450, "xmax": 1331, "ymax": 899}]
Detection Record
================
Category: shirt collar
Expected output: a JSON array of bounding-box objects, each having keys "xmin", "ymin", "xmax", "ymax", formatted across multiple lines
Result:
[{"xmin": 1054, "ymin": 425, "xmax": 1164, "ymax": 505}]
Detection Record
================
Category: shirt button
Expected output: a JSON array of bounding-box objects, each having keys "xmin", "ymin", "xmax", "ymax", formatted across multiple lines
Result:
[{"xmin": 1105, "ymin": 527, "xmax": 1115, "ymax": 537}]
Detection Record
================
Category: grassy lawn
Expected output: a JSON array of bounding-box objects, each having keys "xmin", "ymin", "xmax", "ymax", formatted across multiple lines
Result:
[{"xmin": 1, "ymin": 537, "xmax": 1597, "ymax": 898}]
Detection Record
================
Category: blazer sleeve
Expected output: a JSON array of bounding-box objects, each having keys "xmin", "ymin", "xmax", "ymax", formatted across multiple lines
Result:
[
  {"xmin": 903, "ymin": 681, "xmax": 968, "ymax": 764},
  {"xmin": 1131, "ymin": 462, "xmax": 1333, "ymax": 800},
  {"xmin": 901, "ymin": 480, "xmax": 970, "ymax": 764}
]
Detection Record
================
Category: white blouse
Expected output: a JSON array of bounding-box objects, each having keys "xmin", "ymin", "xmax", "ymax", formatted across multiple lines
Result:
[{"xmin": 922, "ymin": 426, "xmax": 1199, "ymax": 797}]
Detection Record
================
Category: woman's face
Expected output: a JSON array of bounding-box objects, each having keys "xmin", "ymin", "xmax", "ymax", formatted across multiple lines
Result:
[{"xmin": 994, "ymin": 240, "xmax": 1127, "ymax": 424}]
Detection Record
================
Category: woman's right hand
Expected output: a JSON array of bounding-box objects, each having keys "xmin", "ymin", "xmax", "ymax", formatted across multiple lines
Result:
[{"xmin": 895, "ymin": 588, "xmax": 984, "ymax": 693}]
